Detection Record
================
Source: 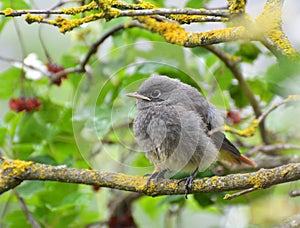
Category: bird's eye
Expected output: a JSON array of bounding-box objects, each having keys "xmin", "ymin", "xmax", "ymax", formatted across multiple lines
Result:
[{"xmin": 151, "ymin": 89, "xmax": 161, "ymax": 98}]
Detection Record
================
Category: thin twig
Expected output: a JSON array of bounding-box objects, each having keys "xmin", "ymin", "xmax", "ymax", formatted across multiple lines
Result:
[
  {"xmin": 257, "ymin": 95, "xmax": 300, "ymax": 123},
  {"xmin": 118, "ymin": 8, "xmax": 228, "ymax": 17},
  {"xmin": 0, "ymin": 55, "xmax": 50, "ymax": 77},
  {"xmin": 204, "ymin": 45, "xmax": 268, "ymax": 143},
  {"xmin": 224, "ymin": 187, "xmax": 256, "ymax": 200},
  {"xmin": 289, "ymin": 189, "xmax": 300, "ymax": 197},
  {"xmin": 247, "ymin": 143, "xmax": 300, "ymax": 156},
  {"xmin": 13, "ymin": 190, "xmax": 41, "ymax": 228},
  {"xmin": 1, "ymin": 7, "xmax": 229, "ymax": 18},
  {"xmin": 0, "ymin": 192, "xmax": 13, "ymax": 227},
  {"xmin": 49, "ymin": 21, "xmax": 142, "ymax": 84}
]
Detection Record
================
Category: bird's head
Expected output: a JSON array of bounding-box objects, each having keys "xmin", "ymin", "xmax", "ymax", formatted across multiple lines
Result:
[{"xmin": 126, "ymin": 75, "xmax": 180, "ymax": 108}]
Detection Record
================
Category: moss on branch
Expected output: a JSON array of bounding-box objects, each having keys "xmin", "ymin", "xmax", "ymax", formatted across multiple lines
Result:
[{"xmin": 1, "ymin": 157, "xmax": 300, "ymax": 198}]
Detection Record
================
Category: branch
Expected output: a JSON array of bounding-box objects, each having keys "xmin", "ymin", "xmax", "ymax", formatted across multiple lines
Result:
[
  {"xmin": 1, "ymin": 157, "xmax": 300, "ymax": 198},
  {"xmin": 247, "ymin": 143, "xmax": 300, "ymax": 156},
  {"xmin": 209, "ymin": 95, "xmax": 300, "ymax": 139},
  {"xmin": 256, "ymin": 0, "xmax": 299, "ymax": 58},
  {"xmin": 204, "ymin": 45, "xmax": 268, "ymax": 143},
  {"xmin": 49, "ymin": 21, "xmax": 142, "ymax": 83},
  {"xmin": 0, "ymin": 5, "xmax": 228, "ymax": 17},
  {"xmin": 14, "ymin": 191, "xmax": 41, "ymax": 228}
]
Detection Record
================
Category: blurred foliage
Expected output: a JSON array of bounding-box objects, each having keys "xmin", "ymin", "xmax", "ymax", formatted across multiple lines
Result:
[{"xmin": 0, "ymin": 0, "xmax": 300, "ymax": 227}]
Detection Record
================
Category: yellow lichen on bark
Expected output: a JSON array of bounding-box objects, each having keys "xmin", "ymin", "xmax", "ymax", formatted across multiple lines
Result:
[
  {"xmin": 185, "ymin": 26, "xmax": 246, "ymax": 46},
  {"xmin": 167, "ymin": 14, "xmax": 228, "ymax": 24},
  {"xmin": 269, "ymin": 30, "xmax": 299, "ymax": 58},
  {"xmin": 136, "ymin": 16, "xmax": 189, "ymax": 46},
  {"xmin": 254, "ymin": 0, "xmax": 298, "ymax": 58},
  {"xmin": 1, "ymin": 157, "xmax": 33, "ymax": 176},
  {"xmin": 227, "ymin": 0, "xmax": 246, "ymax": 14},
  {"xmin": 3, "ymin": 8, "xmax": 14, "ymax": 16},
  {"xmin": 0, "ymin": 157, "xmax": 33, "ymax": 188},
  {"xmin": 60, "ymin": 1, "xmax": 98, "ymax": 15},
  {"xmin": 50, "ymin": 13, "xmax": 105, "ymax": 33},
  {"xmin": 25, "ymin": 13, "xmax": 44, "ymax": 24},
  {"xmin": 287, "ymin": 95, "xmax": 300, "ymax": 101},
  {"xmin": 115, "ymin": 0, "xmax": 157, "ymax": 10},
  {"xmin": 225, "ymin": 119, "xmax": 258, "ymax": 137}
]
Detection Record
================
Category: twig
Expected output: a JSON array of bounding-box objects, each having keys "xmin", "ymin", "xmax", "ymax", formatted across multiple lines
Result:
[
  {"xmin": 1, "ymin": 7, "xmax": 229, "ymax": 18},
  {"xmin": 204, "ymin": 45, "xmax": 269, "ymax": 143},
  {"xmin": 289, "ymin": 189, "xmax": 300, "ymax": 197},
  {"xmin": 14, "ymin": 190, "xmax": 41, "ymax": 228},
  {"xmin": 1, "ymin": 156, "xmax": 300, "ymax": 198},
  {"xmin": 208, "ymin": 95, "xmax": 300, "ymax": 138},
  {"xmin": 257, "ymin": 95, "xmax": 300, "ymax": 123},
  {"xmin": 213, "ymin": 154, "xmax": 300, "ymax": 176},
  {"xmin": 118, "ymin": 8, "xmax": 228, "ymax": 17},
  {"xmin": 0, "ymin": 55, "xmax": 50, "ymax": 77},
  {"xmin": 80, "ymin": 21, "xmax": 142, "ymax": 68},
  {"xmin": 0, "ymin": 192, "xmax": 13, "ymax": 227},
  {"xmin": 247, "ymin": 143, "xmax": 300, "ymax": 156},
  {"xmin": 224, "ymin": 187, "xmax": 256, "ymax": 200},
  {"xmin": 49, "ymin": 21, "xmax": 142, "ymax": 84}
]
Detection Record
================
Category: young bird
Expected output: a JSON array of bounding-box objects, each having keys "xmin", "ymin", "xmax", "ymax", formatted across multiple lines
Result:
[{"xmin": 126, "ymin": 75, "xmax": 256, "ymax": 195}]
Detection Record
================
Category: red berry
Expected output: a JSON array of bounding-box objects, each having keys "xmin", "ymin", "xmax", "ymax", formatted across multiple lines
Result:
[
  {"xmin": 26, "ymin": 98, "xmax": 41, "ymax": 111},
  {"xmin": 9, "ymin": 97, "xmax": 26, "ymax": 112},
  {"xmin": 46, "ymin": 62, "xmax": 68, "ymax": 86},
  {"xmin": 9, "ymin": 97, "xmax": 41, "ymax": 113},
  {"xmin": 92, "ymin": 186, "xmax": 101, "ymax": 192},
  {"xmin": 227, "ymin": 111, "xmax": 242, "ymax": 125}
]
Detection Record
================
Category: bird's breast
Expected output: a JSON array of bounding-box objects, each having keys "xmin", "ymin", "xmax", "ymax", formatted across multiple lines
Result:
[{"xmin": 133, "ymin": 104, "xmax": 182, "ymax": 155}]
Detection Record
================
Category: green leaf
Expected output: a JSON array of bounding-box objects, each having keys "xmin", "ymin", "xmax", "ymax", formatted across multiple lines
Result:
[
  {"xmin": 0, "ymin": 17, "xmax": 10, "ymax": 33},
  {"xmin": 4, "ymin": 210, "xmax": 32, "ymax": 228},
  {"xmin": 29, "ymin": 155, "xmax": 58, "ymax": 165},
  {"xmin": 94, "ymin": 106, "xmax": 113, "ymax": 139},
  {"xmin": 236, "ymin": 42, "xmax": 261, "ymax": 63},
  {"xmin": 185, "ymin": 0, "xmax": 207, "ymax": 8},
  {"xmin": 0, "ymin": 126, "xmax": 7, "ymax": 146},
  {"xmin": 1, "ymin": 0, "xmax": 30, "ymax": 10},
  {"xmin": 248, "ymin": 77, "xmax": 274, "ymax": 102},
  {"xmin": 17, "ymin": 113, "xmax": 48, "ymax": 143},
  {"xmin": 0, "ymin": 68, "xmax": 21, "ymax": 98},
  {"xmin": 17, "ymin": 181, "xmax": 46, "ymax": 199},
  {"xmin": 214, "ymin": 65, "xmax": 233, "ymax": 90},
  {"xmin": 266, "ymin": 61, "xmax": 300, "ymax": 97},
  {"xmin": 49, "ymin": 80, "xmax": 74, "ymax": 106},
  {"xmin": 193, "ymin": 193, "xmax": 223, "ymax": 208},
  {"xmin": 229, "ymin": 84, "xmax": 249, "ymax": 108}
]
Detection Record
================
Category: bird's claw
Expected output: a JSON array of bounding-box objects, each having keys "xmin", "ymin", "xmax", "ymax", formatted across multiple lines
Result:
[
  {"xmin": 145, "ymin": 170, "xmax": 166, "ymax": 186},
  {"xmin": 177, "ymin": 176, "xmax": 195, "ymax": 199},
  {"xmin": 177, "ymin": 168, "xmax": 199, "ymax": 199}
]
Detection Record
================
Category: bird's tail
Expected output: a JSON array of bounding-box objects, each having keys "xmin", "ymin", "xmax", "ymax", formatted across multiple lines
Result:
[{"xmin": 219, "ymin": 137, "xmax": 257, "ymax": 167}]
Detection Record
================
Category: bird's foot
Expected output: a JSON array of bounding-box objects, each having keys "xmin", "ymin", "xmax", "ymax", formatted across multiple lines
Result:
[
  {"xmin": 145, "ymin": 170, "xmax": 167, "ymax": 186},
  {"xmin": 177, "ymin": 168, "xmax": 199, "ymax": 199}
]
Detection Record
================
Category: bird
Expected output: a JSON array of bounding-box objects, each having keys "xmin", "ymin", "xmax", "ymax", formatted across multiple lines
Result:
[{"xmin": 126, "ymin": 74, "xmax": 257, "ymax": 195}]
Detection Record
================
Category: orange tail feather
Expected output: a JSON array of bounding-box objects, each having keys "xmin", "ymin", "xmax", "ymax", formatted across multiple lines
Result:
[{"xmin": 238, "ymin": 154, "xmax": 257, "ymax": 167}]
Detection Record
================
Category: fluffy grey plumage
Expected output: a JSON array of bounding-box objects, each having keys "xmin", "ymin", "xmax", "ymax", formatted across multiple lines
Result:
[{"xmin": 126, "ymin": 75, "xmax": 256, "ymax": 191}]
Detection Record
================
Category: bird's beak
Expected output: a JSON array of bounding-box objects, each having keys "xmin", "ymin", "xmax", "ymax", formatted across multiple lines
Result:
[{"xmin": 126, "ymin": 92, "xmax": 151, "ymax": 101}]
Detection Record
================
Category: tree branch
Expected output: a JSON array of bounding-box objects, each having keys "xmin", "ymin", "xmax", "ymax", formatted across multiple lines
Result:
[
  {"xmin": 204, "ymin": 45, "xmax": 269, "ymax": 143},
  {"xmin": 14, "ymin": 190, "xmax": 41, "ymax": 228},
  {"xmin": 1, "ymin": 156, "xmax": 300, "ymax": 199}
]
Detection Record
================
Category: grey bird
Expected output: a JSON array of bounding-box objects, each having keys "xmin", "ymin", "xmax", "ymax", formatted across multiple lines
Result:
[{"xmin": 126, "ymin": 75, "xmax": 256, "ymax": 195}]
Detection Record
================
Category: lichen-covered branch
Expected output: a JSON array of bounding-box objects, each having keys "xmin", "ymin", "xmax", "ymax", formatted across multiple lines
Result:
[
  {"xmin": 255, "ymin": 0, "xmax": 298, "ymax": 58},
  {"xmin": 1, "ymin": 0, "xmax": 299, "ymax": 58},
  {"xmin": 1, "ymin": 156, "xmax": 300, "ymax": 198},
  {"xmin": 209, "ymin": 95, "xmax": 300, "ymax": 139}
]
